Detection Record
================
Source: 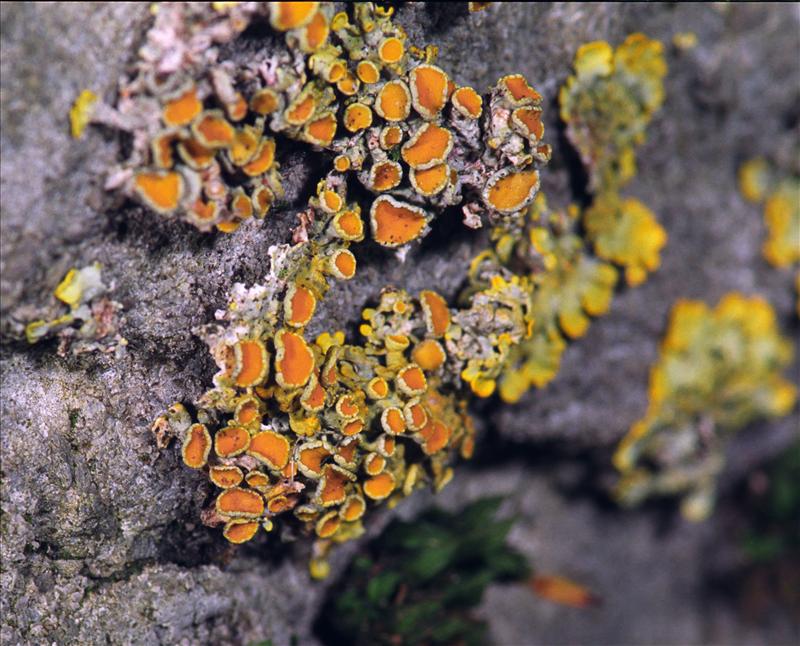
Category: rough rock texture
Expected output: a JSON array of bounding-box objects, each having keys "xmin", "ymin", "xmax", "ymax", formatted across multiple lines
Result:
[{"xmin": 1, "ymin": 3, "xmax": 798, "ymax": 645}]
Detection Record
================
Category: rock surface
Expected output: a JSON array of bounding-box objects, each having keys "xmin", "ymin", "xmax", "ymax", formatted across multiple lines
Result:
[{"xmin": 1, "ymin": 3, "xmax": 798, "ymax": 645}]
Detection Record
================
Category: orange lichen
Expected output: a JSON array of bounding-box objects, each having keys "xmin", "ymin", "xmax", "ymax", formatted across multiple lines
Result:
[
  {"xmin": 336, "ymin": 439, "xmax": 359, "ymax": 466},
  {"xmin": 336, "ymin": 71, "xmax": 360, "ymax": 96},
  {"xmin": 336, "ymin": 394, "xmax": 360, "ymax": 419},
  {"xmin": 192, "ymin": 110, "xmax": 236, "ymax": 148},
  {"xmin": 151, "ymin": 130, "xmax": 181, "ymax": 169},
  {"xmin": 340, "ymin": 495, "xmax": 365, "ymax": 521},
  {"xmin": 252, "ymin": 185, "xmax": 274, "ymax": 217},
  {"xmin": 420, "ymin": 290, "xmax": 450, "ymax": 337},
  {"xmin": 223, "ymin": 519, "xmax": 260, "ymax": 544},
  {"xmin": 178, "ymin": 138, "xmax": 215, "ymax": 169},
  {"xmin": 320, "ymin": 189, "xmax": 344, "ymax": 213},
  {"xmin": 133, "ymin": 171, "xmax": 184, "ymax": 213},
  {"xmin": 412, "ymin": 339, "xmax": 446, "ymax": 371},
  {"xmin": 233, "ymin": 339, "xmax": 269, "ymax": 387},
  {"xmin": 300, "ymin": 9, "xmax": 330, "ymax": 52},
  {"xmin": 356, "ymin": 60, "xmax": 380, "ymax": 84},
  {"xmin": 333, "ymin": 155, "xmax": 351, "ymax": 172},
  {"xmin": 410, "ymin": 163, "xmax": 449, "ymax": 196},
  {"xmin": 363, "ymin": 472, "xmax": 395, "ymax": 500},
  {"xmin": 231, "ymin": 190, "xmax": 254, "ymax": 220},
  {"xmin": 329, "ymin": 249, "xmax": 357, "ymax": 279},
  {"xmin": 451, "ymin": 86, "xmax": 483, "ymax": 119},
  {"xmin": 285, "ymin": 93, "xmax": 317, "ymax": 125},
  {"xmin": 381, "ymin": 407, "xmax": 406, "ymax": 434},
  {"xmin": 181, "ymin": 423, "xmax": 211, "ymax": 469},
  {"xmin": 343, "ymin": 103, "xmax": 373, "ymax": 133},
  {"xmin": 275, "ymin": 330, "xmax": 315, "ymax": 388},
  {"xmin": 375, "ymin": 80, "xmax": 411, "ymax": 122},
  {"xmin": 316, "ymin": 510, "xmax": 341, "ymax": 537},
  {"xmin": 214, "ymin": 425, "xmax": 251, "ymax": 458},
  {"xmin": 511, "ymin": 107, "xmax": 544, "ymax": 140},
  {"xmin": 404, "ymin": 401, "xmax": 427, "ymax": 431},
  {"xmin": 364, "ymin": 452, "xmax": 386, "ymax": 475},
  {"xmin": 298, "ymin": 443, "xmax": 331, "ymax": 477},
  {"xmin": 209, "ymin": 465, "xmax": 244, "ymax": 488},
  {"xmin": 397, "ymin": 363, "xmax": 427, "ymax": 396},
  {"xmin": 225, "ymin": 93, "xmax": 248, "ymax": 122},
  {"xmin": 235, "ymin": 397, "xmax": 262, "ymax": 426},
  {"xmin": 401, "ymin": 123, "xmax": 453, "ymax": 169},
  {"xmin": 369, "ymin": 160, "xmax": 403, "ymax": 191},
  {"xmin": 409, "ymin": 64, "xmax": 450, "ymax": 119},
  {"xmin": 229, "ymin": 128, "xmax": 260, "ymax": 165},
  {"xmin": 285, "ymin": 284, "xmax": 317, "ymax": 327},
  {"xmin": 270, "ymin": 1, "xmax": 320, "ymax": 31},
  {"xmin": 216, "ymin": 487, "xmax": 265, "ymax": 518},
  {"xmin": 305, "ymin": 112, "xmax": 338, "ymax": 146},
  {"xmin": 245, "ymin": 471, "xmax": 271, "ymax": 490},
  {"xmin": 248, "ymin": 429, "xmax": 291, "ymax": 469},
  {"xmin": 485, "ymin": 168, "xmax": 540, "ymax": 213},
  {"xmin": 250, "ymin": 88, "xmax": 281, "ymax": 115},
  {"xmin": 301, "ymin": 374, "xmax": 326, "ymax": 411},
  {"xmin": 379, "ymin": 125, "xmax": 403, "ymax": 149},
  {"xmin": 419, "ymin": 418, "xmax": 451, "ymax": 454},
  {"xmin": 500, "ymin": 74, "xmax": 542, "ymax": 104},
  {"xmin": 341, "ymin": 419, "xmax": 364, "ymax": 436},
  {"xmin": 317, "ymin": 464, "xmax": 352, "ymax": 507},
  {"xmin": 378, "ymin": 36, "xmax": 404, "ymax": 64},
  {"xmin": 242, "ymin": 138, "xmax": 277, "ymax": 177},
  {"xmin": 162, "ymin": 85, "xmax": 202, "ymax": 127},
  {"xmin": 333, "ymin": 209, "xmax": 364, "ymax": 241},
  {"xmin": 370, "ymin": 196, "xmax": 428, "ymax": 247},
  {"xmin": 366, "ymin": 376, "xmax": 389, "ymax": 399}
]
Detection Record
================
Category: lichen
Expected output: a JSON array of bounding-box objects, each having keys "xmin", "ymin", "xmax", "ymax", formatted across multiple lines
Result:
[
  {"xmin": 24, "ymin": 264, "xmax": 126, "ymax": 357},
  {"xmin": 613, "ymin": 293, "xmax": 797, "ymax": 521}
]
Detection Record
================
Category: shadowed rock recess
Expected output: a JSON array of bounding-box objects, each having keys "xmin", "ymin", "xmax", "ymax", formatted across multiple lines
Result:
[{"xmin": 1, "ymin": 3, "xmax": 798, "ymax": 645}]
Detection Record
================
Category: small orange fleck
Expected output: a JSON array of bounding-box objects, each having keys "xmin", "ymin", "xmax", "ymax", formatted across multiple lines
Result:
[
  {"xmin": 250, "ymin": 88, "xmax": 281, "ymax": 115},
  {"xmin": 452, "ymin": 86, "xmax": 483, "ymax": 119},
  {"xmin": 410, "ymin": 64, "xmax": 450, "ymax": 119},
  {"xmin": 133, "ymin": 170, "xmax": 184, "ymax": 213},
  {"xmin": 305, "ymin": 112, "xmax": 337, "ymax": 146},
  {"xmin": 401, "ymin": 123, "xmax": 453, "ymax": 169},
  {"xmin": 460, "ymin": 435, "xmax": 475, "ymax": 459},
  {"xmin": 529, "ymin": 575, "xmax": 601, "ymax": 609},
  {"xmin": 270, "ymin": 1, "xmax": 320, "ymax": 31},
  {"xmin": 162, "ymin": 85, "xmax": 202, "ymax": 127},
  {"xmin": 370, "ymin": 196, "xmax": 428, "ymax": 247},
  {"xmin": 242, "ymin": 138, "xmax": 277, "ymax": 177},
  {"xmin": 248, "ymin": 430, "xmax": 291, "ymax": 469},
  {"xmin": 275, "ymin": 330, "xmax": 315, "ymax": 388},
  {"xmin": 356, "ymin": 60, "xmax": 381, "ymax": 84},
  {"xmin": 182, "ymin": 423, "xmax": 211, "ymax": 468},
  {"xmin": 192, "ymin": 110, "xmax": 235, "ymax": 148},
  {"xmin": 378, "ymin": 37, "xmax": 404, "ymax": 64},
  {"xmin": 285, "ymin": 284, "xmax": 317, "ymax": 327},
  {"xmin": 215, "ymin": 425, "xmax": 251, "ymax": 458},
  {"xmin": 187, "ymin": 198, "xmax": 218, "ymax": 224},
  {"xmin": 320, "ymin": 189, "xmax": 343, "ymax": 213},
  {"xmin": 375, "ymin": 80, "xmax": 411, "ymax": 121},
  {"xmin": 379, "ymin": 434, "xmax": 396, "ymax": 456},
  {"xmin": 226, "ymin": 93, "xmax": 248, "ymax": 121},
  {"xmin": 412, "ymin": 339, "xmax": 446, "ymax": 371},
  {"xmin": 419, "ymin": 290, "xmax": 450, "ymax": 337},
  {"xmin": 333, "ymin": 155, "xmax": 351, "ymax": 172},
  {"xmin": 210, "ymin": 465, "xmax": 244, "ymax": 488},
  {"xmin": 369, "ymin": 160, "xmax": 402, "ymax": 191},
  {"xmin": 223, "ymin": 519, "xmax": 260, "ymax": 543},
  {"xmin": 363, "ymin": 472, "xmax": 395, "ymax": 500},
  {"xmin": 234, "ymin": 339, "xmax": 269, "ymax": 387},
  {"xmin": 216, "ymin": 487, "xmax": 264, "ymax": 518},
  {"xmin": 397, "ymin": 364, "xmax": 427, "ymax": 396}
]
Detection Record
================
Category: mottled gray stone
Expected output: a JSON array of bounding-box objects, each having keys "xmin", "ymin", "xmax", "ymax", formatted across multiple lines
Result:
[{"xmin": 1, "ymin": 3, "xmax": 798, "ymax": 645}]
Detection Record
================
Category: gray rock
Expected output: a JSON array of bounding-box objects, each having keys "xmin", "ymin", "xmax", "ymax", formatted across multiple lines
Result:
[{"xmin": 1, "ymin": 3, "xmax": 798, "ymax": 645}]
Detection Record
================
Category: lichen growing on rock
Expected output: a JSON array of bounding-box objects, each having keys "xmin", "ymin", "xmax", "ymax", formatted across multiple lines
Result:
[
  {"xmin": 24, "ymin": 264, "xmax": 126, "ymax": 357},
  {"xmin": 613, "ymin": 293, "xmax": 797, "ymax": 521}
]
